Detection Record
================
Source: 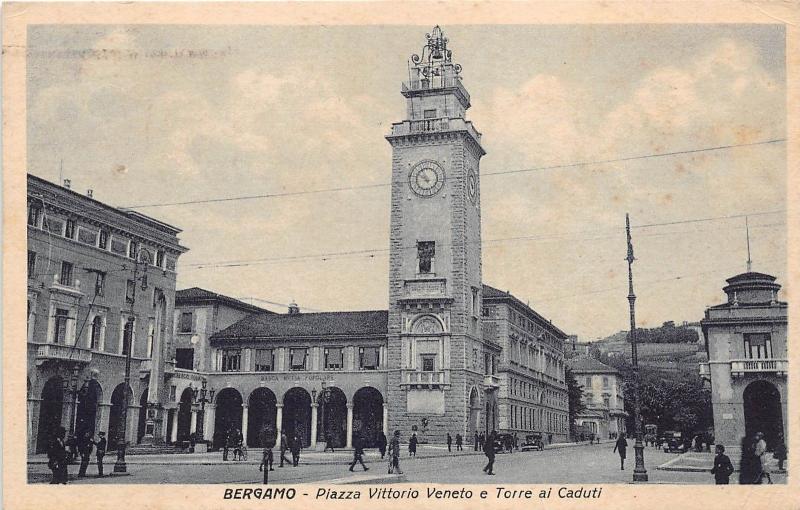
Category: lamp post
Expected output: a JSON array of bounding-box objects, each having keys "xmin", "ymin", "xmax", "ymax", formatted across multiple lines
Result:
[
  {"xmin": 625, "ymin": 213, "xmax": 648, "ymax": 482},
  {"xmin": 313, "ymin": 382, "xmax": 332, "ymax": 448},
  {"xmin": 114, "ymin": 259, "xmax": 147, "ymax": 473},
  {"xmin": 192, "ymin": 379, "xmax": 215, "ymax": 443}
]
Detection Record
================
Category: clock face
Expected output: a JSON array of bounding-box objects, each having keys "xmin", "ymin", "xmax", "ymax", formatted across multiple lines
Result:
[
  {"xmin": 467, "ymin": 169, "xmax": 478, "ymax": 203},
  {"xmin": 409, "ymin": 161, "xmax": 445, "ymax": 197}
]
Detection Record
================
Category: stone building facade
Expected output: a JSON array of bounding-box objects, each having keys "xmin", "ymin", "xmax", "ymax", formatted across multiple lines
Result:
[
  {"xmin": 27, "ymin": 174, "xmax": 187, "ymax": 454},
  {"xmin": 483, "ymin": 285, "xmax": 570, "ymax": 443},
  {"xmin": 567, "ymin": 354, "xmax": 627, "ymax": 440},
  {"xmin": 699, "ymin": 272, "xmax": 787, "ymax": 450}
]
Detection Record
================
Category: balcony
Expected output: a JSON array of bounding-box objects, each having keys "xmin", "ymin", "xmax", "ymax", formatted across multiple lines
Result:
[
  {"xmin": 36, "ymin": 343, "xmax": 92, "ymax": 365},
  {"xmin": 401, "ymin": 76, "xmax": 470, "ymax": 106},
  {"xmin": 388, "ymin": 117, "xmax": 482, "ymax": 145},
  {"xmin": 483, "ymin": 374, "xmax": 500, "ymax": 390},
  {"xmin": 401, "ymin": 369, "xmax": 450, "ymax": 389},
  {"xmin": 730, "ymin": 358, "xmax": 788, "ymax": 377}
]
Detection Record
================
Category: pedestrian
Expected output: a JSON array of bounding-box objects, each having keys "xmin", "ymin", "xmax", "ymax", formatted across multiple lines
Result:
[
  {"xmin": 613, "ymin": 434, "xmax": 628, "ymax": 470},
  {"xmin": 290, "ymin": 433, "xmax": 302, "ymax": 467},
  {"xmin": 711, "ymin": 444, "xmax": 734, "ymax": 484},
  {"xmin": 513, "ymin": 432, "xmax": 519, "ymax": 451},
  {"xmin": 66, "ymin": 434, "xmax": 78, "ymax": 465},
  {"xmin": 753, "ymin": 432, "xmax": 772, "ymax": 484},
  {"xmin": 47, "ymin": 426, "xmax": 68, "ymax": 484},
  {"xmin": 324, "ymin": 432, "xmax": 335, "ymax": 453},
  {"xmin": 409, "ymin": 433, "xmax": 418, "ymax": 457},
  {"xmin": 388, "ymin": 430, "xmax": 402, "ymax": 474},
  {"xmin": 478, "ymin": 432, "xmax": 485, "ymax": 452},
  {"xmin": 223, "ymin": 428, "xmax": 231, "ymax": 461},
  {"xmin": 738, "ymin": 435, "xmax": 758, "ymax": 484},
  {"xmin": 259, "ymin": 448, "xmax": 274, "ymax": 472},
  {"xmin": 279, "ymin": 432, "xmax": 291, "ymax": 467},
  {"xmin": 589, "ymin": 432, "xmax": 595, "ymax": 445},
  {"xmin": 482, "ymin": 430, "xmax": 496, "ymax": 475},
  {"xmin": 446, "ymin": 433, "xmax": 452, "ymax": 452},
  {"xmin": 473, "ymin": 432, "xmax": 479, "ymax": 451},
  {"xmin": 77, "ymin": 430, "xmax": 93, "ymax": 477},
  {"xmin": 377, "ymin": 431, "xmax": 387, "ymax": 459},
  {"xmin": 773, "ymin": 434, "xmax": 787, "ymax": 471},
  {"xmin": 94, "ymin": 431, "xmax": 106, "ymax": 477},
  {"xmin": 455, "ymin": 433, "xmax": 463, "ymax": 451},
  {"xmin": 349, "ymin": 435, "xmax": 369, "ymax": 472}
]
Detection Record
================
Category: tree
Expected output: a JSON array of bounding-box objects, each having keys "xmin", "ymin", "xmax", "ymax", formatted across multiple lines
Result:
[{"xmin": 565, "ymin": 367, "xmax": 586, "ymax": 440}]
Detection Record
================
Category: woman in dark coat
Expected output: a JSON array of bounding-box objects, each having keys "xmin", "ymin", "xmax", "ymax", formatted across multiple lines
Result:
[
  {"xmin": 48, "ymin": 426, "xmax": 69, "ymax": 484},
  {"xmin": 377, "ymin": 431, "xmax": 387, "ymax": 459},
  {"xmin": 613, "ymin": 434, "xmax": 628, "ymax": 470},
  {"xmin": 408, "ymin": 433, "xmax": 418, "ymax": 457}
]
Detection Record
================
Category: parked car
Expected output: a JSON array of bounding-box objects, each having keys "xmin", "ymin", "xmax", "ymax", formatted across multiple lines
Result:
[
  {"xmin": 493, "ymin": 433, "xmax": 515, "ymax": 453},
  {"xmin": 662, "ymin": 431, "xmax": 687, "ymax": 453},
  {"xmin": 521, "ymin": 433, "xmax": 544, "ymax": 452}
]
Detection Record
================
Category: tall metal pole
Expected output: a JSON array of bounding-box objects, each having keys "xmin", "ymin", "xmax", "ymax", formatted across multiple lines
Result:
[
  {"xmin": 114, "ymin": 260, "xmax": 139, "ymax": 473},
  {"xmin": 626, "ymin": 213, "xmax": 648, "ymax": 482}
]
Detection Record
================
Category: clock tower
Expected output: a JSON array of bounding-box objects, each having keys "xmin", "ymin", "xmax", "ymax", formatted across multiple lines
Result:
[{"xmin": 385, "ymin": 26, "xmax": 486, "ymax": 441}]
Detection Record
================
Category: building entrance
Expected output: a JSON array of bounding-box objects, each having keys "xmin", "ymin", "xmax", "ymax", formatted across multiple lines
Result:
[
  {"xmin": 743, "ymin": 380, "xmax": 784, "ymax": 449},
  {"xmin": 36, "ymin": 376, "xmax": 64, "ymax": 453}
]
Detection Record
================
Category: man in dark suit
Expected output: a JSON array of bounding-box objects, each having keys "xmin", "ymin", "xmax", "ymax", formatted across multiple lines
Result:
[{"xmin": 94, "ymin": 432, "xmax": 107, "ymax": 477}]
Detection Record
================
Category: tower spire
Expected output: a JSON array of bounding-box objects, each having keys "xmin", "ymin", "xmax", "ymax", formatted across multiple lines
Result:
[{"xmin": 746, "ymin": 216, "xmax": 752, "ymax": 272}]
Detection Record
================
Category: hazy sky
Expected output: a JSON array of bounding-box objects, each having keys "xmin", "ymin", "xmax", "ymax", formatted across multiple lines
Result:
[{"xmin": 27, "ymin": 24, "xmax": 787, "ymax": 339}]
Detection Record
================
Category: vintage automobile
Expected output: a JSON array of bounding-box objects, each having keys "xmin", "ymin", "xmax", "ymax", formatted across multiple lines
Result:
[
  {"xmin": 661, "ymin": 430, "xmax": 687, "ymax": 453},
  {"xmin": 492, "ymin": 433, "xmax": 515, "ymax": 453},
  {"xmin": 520, "ymin": 433, "xmax": 545, "ymax": 452}
]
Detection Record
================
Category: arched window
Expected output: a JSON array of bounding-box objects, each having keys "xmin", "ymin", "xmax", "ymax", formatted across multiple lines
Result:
[{"xmin": 89, "ymin": 315, "xmax": 103, "ymax": 350}]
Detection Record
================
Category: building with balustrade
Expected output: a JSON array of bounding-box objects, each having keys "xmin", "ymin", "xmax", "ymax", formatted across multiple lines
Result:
[
  {"xmin": 699, "ymin": 271, "xmax": 788, "ymax": 450},
  {"xmin": 27, "ymin": 174, "xmax": 188, "ymax": 454},
  {"xmin": 567, "ymin": 354, "xmax": 627, "ymax": 440}
]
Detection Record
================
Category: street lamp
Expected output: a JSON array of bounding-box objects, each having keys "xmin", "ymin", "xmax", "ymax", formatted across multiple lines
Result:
[
  {"xmin": 114, "ymin": 259, "xmax": 148, "ymax": 473},
  {"xmin": 192, "ymin": 379, "xmax": 215, "ymax": 443},
  {"xmin": 313, "ymin": 381, "xmax": 332, "ymax": 448},
  {"xmin": 625, "ymin": 213, "xmax": 648, "ymax": 482}
]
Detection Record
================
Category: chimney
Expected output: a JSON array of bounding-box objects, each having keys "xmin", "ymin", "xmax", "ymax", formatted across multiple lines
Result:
[
  {"xmin": 288, "ymin": 301, "xmax": 300, "ymax": 315},
  {"xmin": 87, "ymin": 189, "xmax": 94, "ymax": 198},
  {"xmin": 63, "ymin": 179, "xmax": 71, "ymax": 189}
]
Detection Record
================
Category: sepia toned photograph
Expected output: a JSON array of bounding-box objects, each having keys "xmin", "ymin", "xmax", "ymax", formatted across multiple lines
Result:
[{"xmin": 4, "ymin": 3, "xmax": 797, "ymax": 508}]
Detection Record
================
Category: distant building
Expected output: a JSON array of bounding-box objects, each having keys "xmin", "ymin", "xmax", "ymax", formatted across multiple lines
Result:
[
  {"xmin": 27, "ymin": 174, "xmax": 187, "ymax": 454},
  {"xmin": 700, "ymin": 272, "xmax": 787, "ymax": 449},
  {"xmin": 567, "ymin": 354, "xmax": 627, "ymax": 439}
]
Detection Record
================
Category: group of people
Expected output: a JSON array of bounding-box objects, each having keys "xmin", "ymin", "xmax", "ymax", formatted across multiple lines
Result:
[
  {"xmin": 445, "ymin": 433, "xmax": 464, "ymax": 451},
  {"xmin": 47, "ymin": 426, "xmax": 107, "ymax": 484},
  {"xmin": 732, "ymin": 432, "xmax": 787, "ymax": 485},
  {"xmin": 222, "ymin": 428, "xmax": 245, "ymax": 461}
]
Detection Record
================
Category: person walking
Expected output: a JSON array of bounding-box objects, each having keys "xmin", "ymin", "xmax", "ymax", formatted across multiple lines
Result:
[
  {"xmin": 711, "ymin": 444, "xmax": 734, "ymax": 484},
  {"xmin": 349, "ymin": 435, "xmax": 369, "ymax": 472},
  {"xmin": 473, "ymin": 432, "xmax": 479, "ymax": 451},
  {"xmin": 279, "ymin": 432, "xmax": 291, "ymax": 467},
  {"xmin": 478, "ymin": 432, "xmax": 485, "ymax": 452},
  {"xmin": 259, "ymin": 448, "xmax": 274, "ymax": 472},
  {"xmin": 613, "ymin": 434, "xmax": 628, "ymax": 470},
  {"xmin": 94, "ymin": 432, "xmax": 106, "ymax": 477},
  {"xmin": 482, "ymin": 430, "xmax": 496, "ymax": 475},
  {"xmin": 513, "ymin": 432, "xmax": 519, "ymax": 451},
  {"xmin": 77, "ymin": 431, "xmax": 93, "ymax": 477},
  {"xmin": 774, "ymin": 434, "xmax": 787, "ymax": 471},
  {"xmin": 409, "ymin": 433, "xmax": 418, "ymax": 457},
  {"xmin": 47, "ymin": 426, "xmax": 69, "ymax": 484},
  {"xmin": 324, "ymin": 432, "xmax": 335, "ymax": 453},
  {"xmin": 388, "ymin": 430, "xmax": 402, "ymax": 474},
  {"xmin": 455, "ymin": 433, "xmax": 463, "ymax": 451},
  {"xmin": 377, "ymin": 431, "xmax": 387, "ymax": 459},
  {"xmin": 753, "ymin": 432, "xmax": 772, "ymax": 484},
  {"xmin": 290, "ymin": 433, "xmax": 302, "ymax": 467},
  {"xmin": 446, "ymin": 433, "xmax": 452, "ymax": 452}
]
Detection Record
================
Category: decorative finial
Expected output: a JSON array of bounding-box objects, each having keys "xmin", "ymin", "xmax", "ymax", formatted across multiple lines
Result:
[
  {"xmin": 410, "ymin": 25, "xmax": 462, "ymax": 78},
  {"xmin": 745, "ymin": 216, "xmax": 752, "ymax": 272}
]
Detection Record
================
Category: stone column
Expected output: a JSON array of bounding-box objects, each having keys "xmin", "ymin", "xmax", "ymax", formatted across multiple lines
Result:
[
  {"xmin": 170, "ymin": 410, "xmax": 179, "ymax": 442},
  {"xmin": 97, "ymin": 403, "xmax": 112, "ymax": 437},
  {"xmin": 310, "ymin": 403, "xmax": 318, "ymax": 450},
  {"xmin": 382, "ymin": 403, "xmax": 389, "ymax": 436},
  {"xmin": 275, "ymin": 403, "xmax": 283, "ymax": 443},
  {"xmin": 190, "ymin": 409, "xmax": 197, "ymax": 434},
  {"xmin": 205, "ymin": 404, "xmax": 216, "ymax": 440},
  {"xmin": 241, "ymin": 404, "xmax": 249, "ymax": 445},
  {"xmin": 346, "ymin": 403, "xmax": 354, "ymax": 449},
  {"xmin": 28, "ymin": 398, "xmax": 40, "ymax": 454}
]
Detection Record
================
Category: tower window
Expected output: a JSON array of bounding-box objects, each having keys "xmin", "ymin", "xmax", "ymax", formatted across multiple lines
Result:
[
  {"xmin": 421, "ymin": 355, "xmax": 436, "ymax": 372},
  {"xmin": 417, "ymin": 241, "xmax": 435, "ymax": 274},
  {"xmin": 744, "ymin": 333, "xmax": 772, "ymax": 359},
  {"xmin": 423, "ymin": 109, "xmax": 437, "ymax": 119},
  {"xmin": 59, "ymin": 261, "xmax": 74, "ymax": 286},
  {"xmin": 179, "ymin": 312, "xmax": 193, "ymax": 333}
]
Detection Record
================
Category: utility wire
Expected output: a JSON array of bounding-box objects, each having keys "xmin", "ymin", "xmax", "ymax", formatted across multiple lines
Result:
[
  {"xmin": 180, "ymin": 210, "xmax": 785, "ymax": 270},
  {"xmin": 121, "ymin": 138, "xmax": 786, "ymax": 209}
]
